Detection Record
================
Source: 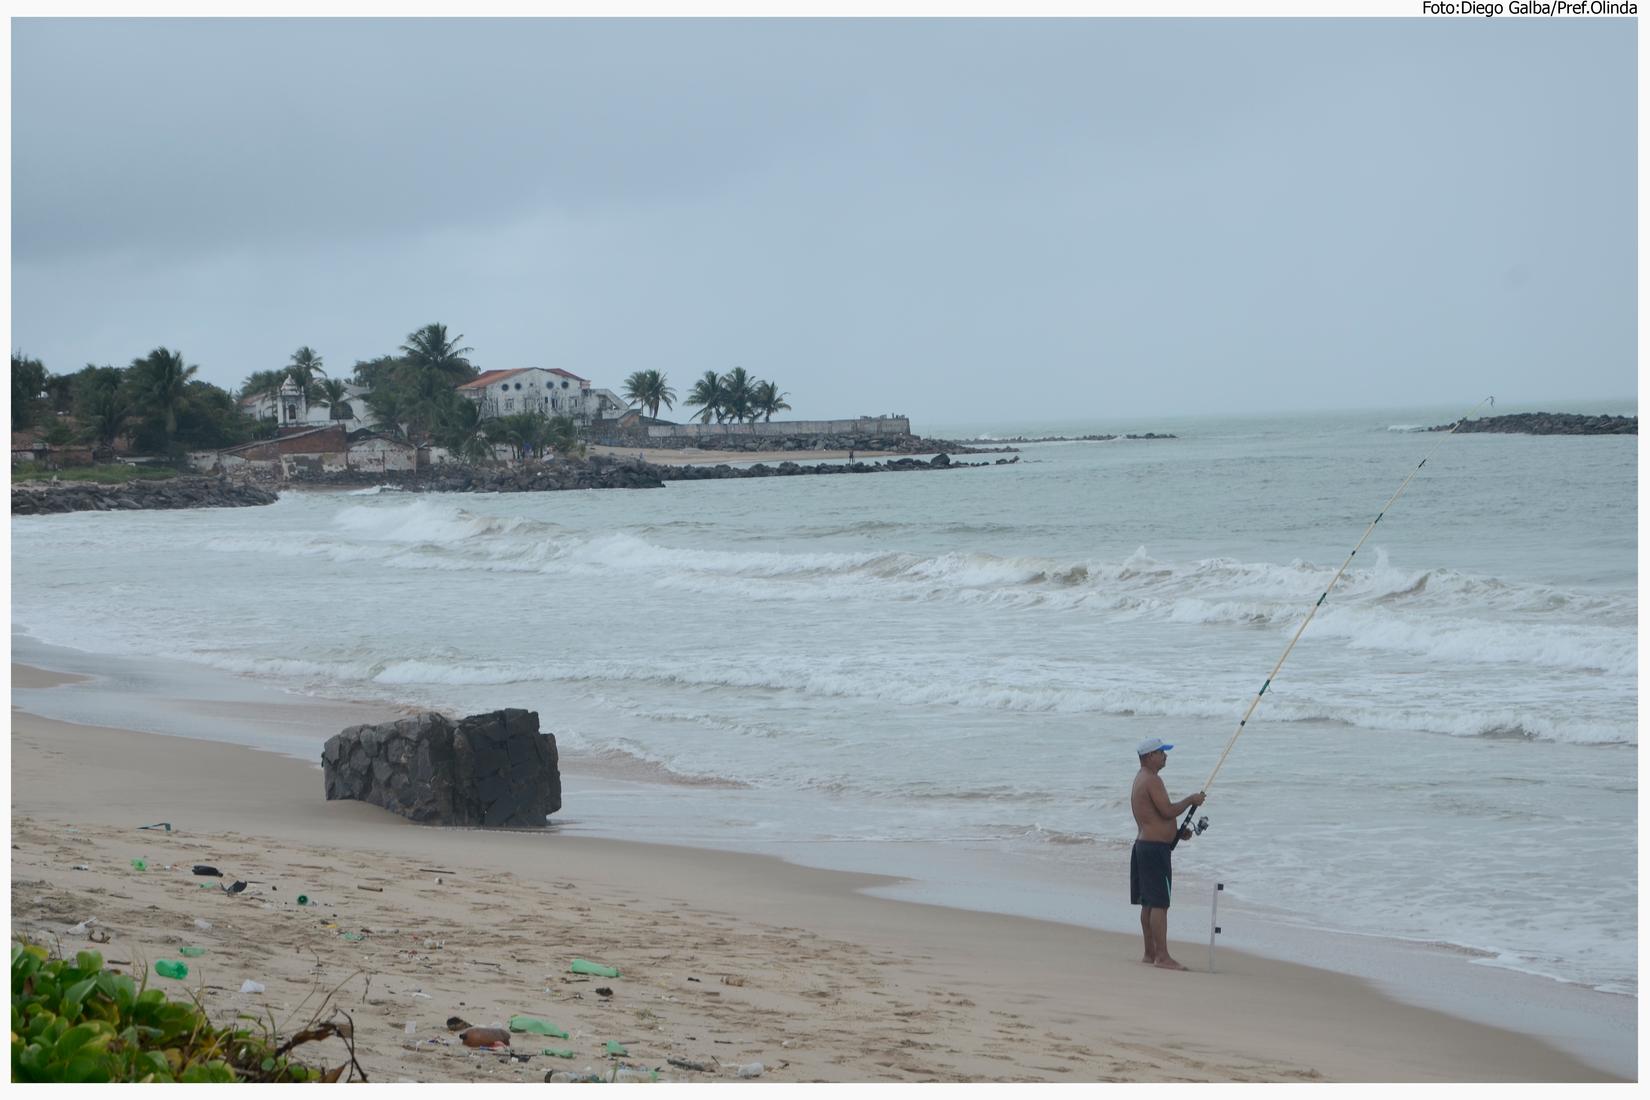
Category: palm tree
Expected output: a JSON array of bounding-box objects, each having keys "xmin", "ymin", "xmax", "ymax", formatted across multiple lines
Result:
[
  {"xmin": 315, "ymin": 378, "xmax": 354, "ymax": 421},
  {"xmin": 685, "ymin": 370, "xmax": 724, "ymax": 425},
  {"xmin": 400, "ymin": 323, "xmax": 475, "ymax": 382},
  {"xmin": 622, "ymin": 369, "xmax": 676, "ymax": 421},
  {"xmin": 751, "ymin": 380, "xmax": 791, "ymax": 423},
  {"xmin": 287, "ymin": 346, "xmax": 326, "ymax": 396},
  {"xmin": 78, "ymin": 381, "xmax": 133, "ymax": 456},
  {"xmin": 239, "ymin": 369, "xmax": 285, "ymax": 407},
  {"xmin": 130, "ymin": 347, "xmax": 198, "ymax": 442},
  {"xmin": 545, "ymin": 414, "xmax": 586, "ymax": 458},
  {"xmin": 437, "ymin": 397, "xmax": 497, "ymax": 465},
  {"xmin": 718, "ymin": 367, "xmax": 756, "ymax": 424}
]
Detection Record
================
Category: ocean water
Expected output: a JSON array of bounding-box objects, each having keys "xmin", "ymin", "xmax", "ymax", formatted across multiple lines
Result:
[{"xmin": 10, "ymin": 403, "xmax": 1637, "ymax": 1006}]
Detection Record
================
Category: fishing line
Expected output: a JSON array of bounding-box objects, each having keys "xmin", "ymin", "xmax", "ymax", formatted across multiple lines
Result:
[{"xmin": 1175, "ymin": 395, "xmax": 1495, "ymax": 845}]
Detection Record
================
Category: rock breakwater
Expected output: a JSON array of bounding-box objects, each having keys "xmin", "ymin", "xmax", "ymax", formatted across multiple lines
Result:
[
  {"xmin": 1430, "ymin": 412, "xmax": 1636, "ymax": 435},
  {"xmin": 11, "ymin": 476, "xmax": 279, "ymax": 515}
]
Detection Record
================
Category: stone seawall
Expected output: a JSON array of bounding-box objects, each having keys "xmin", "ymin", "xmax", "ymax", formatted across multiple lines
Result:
[{"xmin": 12, "ymin": 477, "xmax": 279, "ymax": 515}]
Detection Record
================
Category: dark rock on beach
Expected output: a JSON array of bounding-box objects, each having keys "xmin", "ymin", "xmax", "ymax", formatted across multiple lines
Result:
[
  {"xmin": 322, "ymin": 709, "xmax": 561, "ymax": 827},
  {"xmin": 1429, "ymin": 412, "xmax": 1636, "ymax": 435},
  {"xmin": 10, "ymin": 476, "xmax": 279, "ymax": 515}
]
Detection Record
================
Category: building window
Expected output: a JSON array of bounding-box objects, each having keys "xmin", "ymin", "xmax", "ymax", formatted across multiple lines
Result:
[
  {"xmin": 561, "ymin": 380, "xmax": 570, "ymax": 389},
  {"xmin": 515, "ymin": 382, "xmax": 522, "ymax": 390},
  {"xmin": 504, "ymin": 398, "xmax": 515, "ymax": 411},
  {"xmin": 285, "ymin": 404, "xmax": 297, "ymax": 420}
]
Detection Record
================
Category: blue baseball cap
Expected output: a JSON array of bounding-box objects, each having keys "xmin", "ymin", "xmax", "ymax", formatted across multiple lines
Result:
[{"xmin": 1136, "ymin": 738, "xmax": 1174, "ymax": 756}]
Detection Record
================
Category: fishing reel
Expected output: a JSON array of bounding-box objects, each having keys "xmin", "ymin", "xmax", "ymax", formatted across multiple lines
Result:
[{"xmin": 1180, "ymin": 815, "xmax": 1211, "ymax": 840}]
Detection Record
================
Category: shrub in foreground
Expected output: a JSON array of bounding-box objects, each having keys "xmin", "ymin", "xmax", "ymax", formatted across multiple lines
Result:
[{"xmin": 10, "ymin": 943, "xmax": 350, "ymax": 1083}]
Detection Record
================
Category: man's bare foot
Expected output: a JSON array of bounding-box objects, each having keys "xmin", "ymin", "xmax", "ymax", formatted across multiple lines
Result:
[
  {"xmin": 1142, "ymin": 955, "xmax": 1155, "ymax": 964},
  {"xmin": 1153, "ymin": 956, "xmax": 1189, "ymax": 971}
]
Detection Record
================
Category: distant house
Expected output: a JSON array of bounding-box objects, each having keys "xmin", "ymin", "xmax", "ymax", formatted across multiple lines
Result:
[
  {"xmin": 239, "ymin": 373, "xmax": 377, "ymax": 434},
  {"xmin": 456, "ymin": 368, "xmax": 627, "ymax": 424},
  {"xmin": 192, "ymin": 424, "xmax": 416, "ymax": 478},
  {"xmin": 345, "ymin": 430, "xmax": 417, "ymax": 474}
]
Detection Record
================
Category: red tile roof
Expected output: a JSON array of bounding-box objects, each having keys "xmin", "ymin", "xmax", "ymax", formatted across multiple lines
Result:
[{"xmin": 456, "ymin": 368, "xmax": 530, "ymax": 391}]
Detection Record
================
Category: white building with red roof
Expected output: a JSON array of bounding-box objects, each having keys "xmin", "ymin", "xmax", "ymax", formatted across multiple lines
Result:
[{"xmin": 455, "ymin": 367, "xmax": 626, "ymax": 423}]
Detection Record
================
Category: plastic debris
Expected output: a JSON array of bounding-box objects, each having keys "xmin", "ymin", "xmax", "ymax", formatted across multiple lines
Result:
[
  {"xmin": 614, "ymin": 1067, "xmax": 660, "ymax": 1082},
  {"xmin": 668, "ymin": 1057, "xmax": 710, "ymax": 1072},
  {"xmin": 69, "ymin": 919, "xmax": 98, "ymax": 935},
  {"xmin": 72, "ymin": 864, "xmax": 90, "ymax": 871},
  {"xmin": 192, "ymin": 865, "xmax": 223, "ymax": 877},
  {"xmin": 604, "ymin": 1041, "xmax": 628, "ymax": 1056},
  {"xmin": 154, "ymin": 960, "xmax": 188, "ymax": 980},
  {"xmin": 737, "ymin": 1062, "xmax": 764, "ymax": 1079},
  {"xmin": 541, "ymin": 1048, "xmax": 575, "ymax": 1059},
  {"xmin": 240, "ymin": 980, "xmax": 266, "ymax": 994},
  {"xmin": 458, "ymin": 1027, "xmax": 511, "ymax": 1049},
  {"xmin": 296, "ymin": 895, "xmax": 310, "ymax": 906},
  {"xmin": 570, "ymin": 959, "xmax": 620, "ymax": 978},
  {"xmin": 224, "ymin": 881, "xmax": 247, "ymax": 894},
  {"xmin": 130, "ymin": 859, "xmax": 147, "ymax": 872},
  {"xmin": 193, "ymin": 918, "xmax": 212, "ymax": 932},
  {"xmin": 341, "ymin": 931, "xmax": 364, "ymax": 942},
  {"xmin": 178, "ymin": 946, "xmax": 206, "ymax": 957},
  {"xmin": 546, "ymin": 1072, "xmax": 604, "ymax": 1083},
  {"xmin": 508, "ymin": 1016, "xmax": 568, "ymax": 1038},
  {"xmin": 138, "ymin": 822, "xmax": 171, "ymax": 832},
  {"xmin": 446, "ymin": 1017, "xmax": 472, "ymax": 1032},
  {"xmin": 405, "ymin": 1021, "xmax": 417, "ymax": 1035},
  {"xmin": 595, "ymin": 986, "xmax": 613, "ymax": 998}
]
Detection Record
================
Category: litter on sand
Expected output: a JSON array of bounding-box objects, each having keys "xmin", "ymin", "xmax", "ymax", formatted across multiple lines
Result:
[
  {"xmin": 570, "ymin": 959, "xmax": 620, "ymax": 978},
  {"xmin": 508, "ymin": 1016, "xmax": 568, "ymax": 1038}
]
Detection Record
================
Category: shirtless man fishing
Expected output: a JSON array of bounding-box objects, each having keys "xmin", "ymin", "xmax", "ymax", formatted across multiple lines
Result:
[{"xmin": 1130, "ymin": 737, "xmax": 1205, "ymax": 970}]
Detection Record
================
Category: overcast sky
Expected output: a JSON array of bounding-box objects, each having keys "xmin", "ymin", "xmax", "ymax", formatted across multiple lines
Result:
[{"xmin": 10, "ymin": 17, "xmax": 1637, "ymax": 426}]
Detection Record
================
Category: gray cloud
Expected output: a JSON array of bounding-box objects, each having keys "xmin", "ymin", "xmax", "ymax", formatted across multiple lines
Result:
[{"xmin": 12, "ymin": 18, "xmax": 1636, "ymax": 423}]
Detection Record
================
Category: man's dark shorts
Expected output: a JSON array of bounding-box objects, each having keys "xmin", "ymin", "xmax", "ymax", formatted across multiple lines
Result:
[{"xmin": 1130, "ymin": 840, "xmax": 1173, "ymax": 909}]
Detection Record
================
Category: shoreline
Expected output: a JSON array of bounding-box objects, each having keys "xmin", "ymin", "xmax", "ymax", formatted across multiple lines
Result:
[{"xmin": 7, "ymin": 658, "xmax": 1626, "ymax": 1082}]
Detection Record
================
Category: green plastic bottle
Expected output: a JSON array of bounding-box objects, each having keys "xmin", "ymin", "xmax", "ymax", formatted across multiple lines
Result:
[
  {"xmin": 178, "ymin": 946, "xmax": 206, "ymax": 957},
  {"xmin": 155, "ymin": 960, "xmax": 188, "ymax": 980},
  {"xmin": 570, "ymin": 959, "xmax": 620, "ymax": 978}
]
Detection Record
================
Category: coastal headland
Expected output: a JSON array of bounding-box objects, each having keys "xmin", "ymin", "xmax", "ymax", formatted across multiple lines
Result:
[{"xmin": 8, "ymin": 663, "xmax": 1619, "ymax": 1084}]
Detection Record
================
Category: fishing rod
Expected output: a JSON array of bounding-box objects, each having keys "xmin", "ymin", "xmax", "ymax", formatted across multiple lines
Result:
[{"xmin": 1172, "ymin": 395, "xmax": 1496, "ymax": 848}]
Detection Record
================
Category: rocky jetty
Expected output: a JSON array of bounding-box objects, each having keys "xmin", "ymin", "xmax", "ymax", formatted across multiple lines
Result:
[
  {"xmin": 1430, "ymin": 412, "xmax": 1635, "ymax": 435},
  {"xmin": 287, "ymin": 452, "xmax": 1007, "ymax": 495},
  {"xmin": 322, "ymin": 709, "xmax": 561, "ymax": 827},
  {"xmin": 954, "ymin": 432, "xmax": 1178, "ymax": 444},
  {"xmin": 11, "ymin": 476, "xmax": 279, "ymax": 515}
]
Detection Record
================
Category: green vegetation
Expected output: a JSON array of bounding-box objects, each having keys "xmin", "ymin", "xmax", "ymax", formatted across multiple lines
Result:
[
  {"xmin": 684, "ymin": 367, "xmax": 792, "ymax": 425},
  {"xmin": 621, "ymin": 369, "xmax": 676, "ymax": 420},
  {"xmin": 11, "ymin": 942, "xmax": 357, "ymax": 1083},
  {"xmin": 12, "ymin": 463, "xmax": 178, "ymax": 483}
]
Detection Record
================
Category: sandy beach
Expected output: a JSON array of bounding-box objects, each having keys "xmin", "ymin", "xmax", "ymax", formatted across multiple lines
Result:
[{"xmin": 8, "ymin": 665, "xmax": 1618, "ymax": 1084}]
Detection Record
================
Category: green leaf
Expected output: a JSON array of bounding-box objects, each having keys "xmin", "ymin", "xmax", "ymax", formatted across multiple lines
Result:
[
  {"xmin": 74, "ymin": 950, "xmax": 104, "ymax": 974},
  {"xmin": 60, "ymin": 976, "xmax": 98, "ymax": 1017}
]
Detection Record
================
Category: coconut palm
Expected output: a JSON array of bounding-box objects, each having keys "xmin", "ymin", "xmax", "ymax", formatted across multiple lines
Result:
[
  {"xmin": 622, "ymin": 369, "xmax": 677, "ymax": 421},
  {"xmin": 129, "ymin": 346, "xmax": 199, "ymax": 442},
  {"xmin": 685, "ymin": 370, "xmax": 724, "ymax": 425},
  {"xmin": 718, "ymin": 367, "xmax": 756, "ymax": 424},
  {"xmin": 544, "ymin": 414, "xmax": 586, "ymax": 458},
  {"xmin": 77, "ymin": 379, "xmax": 133, "ymax": 455},
  {"xmin": 438, "ymin": 398, "xmax": 497, "ymax": 464},
  {"xmin": 399, "ymin": 323, "xmax": 475, "ymax": 382},
  {"xmin": 287, "ymin": 346, "xmax": 326, "ymax": 396},
  {"xmin": 315, "ymin": 378, "xmax": 355, "ymax": 421},
  {"xmin": 751, "ymin": 380, "xmax": 791, "ymax": 423},
  {"xmin": 239, "ymin": 369, "xmax": 285, "ymax": 407}
]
